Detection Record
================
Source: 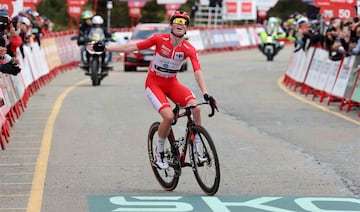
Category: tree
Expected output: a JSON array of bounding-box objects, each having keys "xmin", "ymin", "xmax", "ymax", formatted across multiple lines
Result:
[
  {"xmin": 268, "ymin": 0, "xmax": 308, "ymax": 21},
  {"xmin": 36, "ymin": 0, "xmax": 309, "ymax": 31}
]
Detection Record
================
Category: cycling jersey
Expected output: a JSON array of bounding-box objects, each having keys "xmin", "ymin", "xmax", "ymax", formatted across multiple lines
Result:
[
  {"xmin": 139, "ymin": 33, "xmax": 200, "ymax": 112},
  {"xmin": 137, "ymin": 33, "xmax": 201, "ymax": 76}
]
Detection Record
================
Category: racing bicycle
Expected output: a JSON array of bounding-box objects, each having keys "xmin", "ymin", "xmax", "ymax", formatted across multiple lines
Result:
[{"xmin": 147, "ymin": 99, "xmax": 220, "ymax": 195}]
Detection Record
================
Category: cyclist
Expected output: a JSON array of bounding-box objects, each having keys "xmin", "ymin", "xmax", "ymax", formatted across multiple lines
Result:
[{"xmin": 90, "ymin": 10, "xmax": 216, "ymax": 169}]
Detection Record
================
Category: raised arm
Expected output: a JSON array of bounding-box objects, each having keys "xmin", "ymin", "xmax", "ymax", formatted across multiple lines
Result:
[
  {"xmin": 105, "ymin": 42, "xmax": 138, "ymax": 53},
  {"xmin": 90, "ymin": 41, "xmax": 138, "ymax": 53}
]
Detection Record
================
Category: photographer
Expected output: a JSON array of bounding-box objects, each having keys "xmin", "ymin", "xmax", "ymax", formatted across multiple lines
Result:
[{"xmin": 0, "ymin": 9, "xmax": 21, "ymax": 76}]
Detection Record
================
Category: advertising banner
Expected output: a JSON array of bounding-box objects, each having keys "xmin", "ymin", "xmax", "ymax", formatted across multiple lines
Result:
[
  {"xmin": 186, "ymin": 30, "xmax": 205, "ymax": 51},
  {"xmin": 331, "ymin": 55, "xmax": 357, "ymax": 97},
  {"xmin": 23, "ymin": 0, "xmax": 41, "ymax": 10},
  {"xmin": 223, "ymin": 0, "xmax": 257, "ymax": 21},
  {"xmin": 0, "ymin": 0, "xmax": 23, "ymax": 17},
  {"xmin": 304, "ymin": 48, "xmax": 328, "ymax": 88},
  {"xmin": 314, "ymin": 0, "xmax": 356, "ymax": 7},
  {"xmin": 324, "ymin": 58, "xmax": 341, "ymax": 93},
  {"xmin": 316, "ymin": 58, "xmax": 334, "ymax": 90},
  {"xmin": 343, "ymin": 57, "xmax": 360, "ymax": 99},
  {"xmin": 120, "ymin": 0, "xmax": 150, "ymax": 18},
  {"xmin": 350, "ymin": 71, "xmax": 360, "ymax": 102},
  {"xmin": 67, "ymin": 0, "xmax": 87, "ymax": 18},
  {"xmin": 312, "ymin": 0, "xmax": 356, "ymax": 21},
  {"xmin": 295, "ymin": 48, "xmax": 315, "ymax": 83},
  {"xmin": 320, "ymin": 5, "xmax": 355, "ymax": 21}
]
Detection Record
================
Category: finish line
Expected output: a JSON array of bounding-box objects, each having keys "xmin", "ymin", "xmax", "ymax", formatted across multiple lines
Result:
[{"xmin": 87, "ymin": 195, "xmax": 360, "ymax": 212}]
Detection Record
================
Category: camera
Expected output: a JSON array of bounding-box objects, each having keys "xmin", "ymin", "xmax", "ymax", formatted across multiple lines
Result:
[
  {"xmin": 353, "ymin": 17, "xmax": 359, "ymax": 23},
  {"xmin": 0, "ymin": 9, "xmax": 10, "ymax": 32}
]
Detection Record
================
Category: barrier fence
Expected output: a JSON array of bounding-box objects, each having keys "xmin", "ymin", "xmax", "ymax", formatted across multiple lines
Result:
[
  {"xmin": 4, "ymin": 25, "xmax": 359, "ymax": 151},
  {"xmin": 283, "ymin": 46, "xmax": 360, "ymax": 117},
  {"xmin": 0, "ymin": 30, "xmax": 79, "ymax": 150}
]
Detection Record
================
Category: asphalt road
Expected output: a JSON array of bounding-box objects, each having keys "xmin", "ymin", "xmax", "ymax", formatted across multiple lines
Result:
[{"xmin": 0, "ymin": 45, "xmax": 359, "ymax": 212}]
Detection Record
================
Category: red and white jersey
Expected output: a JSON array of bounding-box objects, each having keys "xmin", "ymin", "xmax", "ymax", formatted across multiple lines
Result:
[{"xmin": 137, "ymin": 33, "xmax": 201, "ymax": 78}]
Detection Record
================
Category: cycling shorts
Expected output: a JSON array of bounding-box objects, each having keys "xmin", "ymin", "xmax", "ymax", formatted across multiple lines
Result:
[{"xmin": 145, "ymin": 70, "xmax": 196, "ymax": 112}]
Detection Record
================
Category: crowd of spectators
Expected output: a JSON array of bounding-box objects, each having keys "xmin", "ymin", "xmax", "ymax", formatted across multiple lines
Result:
[
  {"xmin": 0, "ymin": 8, "xmax": 55, "ymax": 104},
  {"xmin": 280, "ymin": 12, "xmax": 360, "ymax": 61},
  {"xmin": 1, "ymin": 8, "xmax": 54, "ymax": 58},
  {"xmin": 0, "ymin": 8, "xmax": 54, "ymax": 81}
]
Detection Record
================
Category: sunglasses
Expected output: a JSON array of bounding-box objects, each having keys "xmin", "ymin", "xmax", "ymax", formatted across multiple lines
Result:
[{"xmin": 172, "ymin": 18, "xmax": 188, "ymax": 25}]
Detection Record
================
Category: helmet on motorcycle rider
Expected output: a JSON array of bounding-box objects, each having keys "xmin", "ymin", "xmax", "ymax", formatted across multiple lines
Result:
[
  {"xmin": 81, "ymin": 10, "xmax": 93, "ymax": 20},
  {"xmin": 170, "ymin": 10, "xmax": 190, "ymax": 27},
  {"xmin": 92, "ymin": 15, "xmax": 104, "ymax": 25}
]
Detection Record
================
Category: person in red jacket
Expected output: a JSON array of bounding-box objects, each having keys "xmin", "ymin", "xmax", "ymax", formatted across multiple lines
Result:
[{"xmin": 7, "ymin": 16, "xmax": 23, "ymax": 58}]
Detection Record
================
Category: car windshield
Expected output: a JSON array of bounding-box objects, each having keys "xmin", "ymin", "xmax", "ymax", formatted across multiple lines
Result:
[{"xmin": 132, "ymin": 26, "xmax": 170, "ymax": 40}]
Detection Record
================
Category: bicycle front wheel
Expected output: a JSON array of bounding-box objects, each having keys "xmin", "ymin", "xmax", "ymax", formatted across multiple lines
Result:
[
  {"xmin": 190, "ymin": 125, "xmax": 220, "ymax": 195},
  {"xmin": 147, "ymin": 122, "xmax": 180, "ymax": 191}
]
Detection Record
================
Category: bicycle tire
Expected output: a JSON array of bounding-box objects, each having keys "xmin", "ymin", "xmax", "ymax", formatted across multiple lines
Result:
[
  {"xmin": 90, "ymin": 58, "xmax": 99, "ymax": 86},
  {"xmin": 147, "ymin": 122, "xmax": 180, "ymax": 191},
  {"xmin": 190, "ymin": 125, "xmax": 220, "ymax": 195}
]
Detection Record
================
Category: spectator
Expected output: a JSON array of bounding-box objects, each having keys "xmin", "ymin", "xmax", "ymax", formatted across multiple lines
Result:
[
  {"xmin": 349, "ymin": 24, "xmax": 360, "ymax": 55},
  {"xmin": 0, "ymin": 9, "xmax": 21, "ymax": 76},
  {"xmin": 19, "ymin": 17, "xmax": 33, "ymax": 47},
  {"xmin": 323, "ymin": 27, "xmax": 336, "ymax": 51},
  {"xmin": 3, "ymin": 16, "xmax": 23, "ymax": 59},
  {"xmin": 41, "ymin": 16, "xmax": 53, "ymax": 35},
  {"xmin": 24, "ymin": 10, "xmax": 42, "ymax": 47}
]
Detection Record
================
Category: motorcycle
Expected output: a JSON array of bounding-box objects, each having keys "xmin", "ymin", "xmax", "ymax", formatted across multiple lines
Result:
[
  {"xmin": 258, "ymin": 27, "xmax": 284, "ymax": 62},
  {"xmin": 81, "ymin": 28, "xmax": 114, "ymax": 86}
]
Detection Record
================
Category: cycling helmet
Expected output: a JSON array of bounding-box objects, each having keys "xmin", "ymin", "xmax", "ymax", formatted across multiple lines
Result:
[
  {"xmin": 81, "ymin": 10, "xmax": 93, "ymax": 20},
  {"xmin": 170, "ymin": 10, "xmax": 190, "ymax": 26},
  {"xmin": 92, "ymin": 15, "xmax": 104, "ymax": 25}
]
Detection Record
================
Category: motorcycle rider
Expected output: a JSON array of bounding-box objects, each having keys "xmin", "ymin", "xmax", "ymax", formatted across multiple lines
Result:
[
  {"xmin": 77, "ymin": 10, "xmax": 93, "ymax": 68},
  {"xmin": 89, "ymin": 15, "xmax": 113, "ymax": 69},
  {"xmin": 258, "ymin": 16, "xmax": 286, "ymax": 56}
]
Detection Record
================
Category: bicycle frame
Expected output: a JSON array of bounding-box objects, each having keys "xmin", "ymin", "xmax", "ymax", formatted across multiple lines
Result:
[{"xmin": 169, "ymin": 102, "xmax": 215, "ymax": 168}]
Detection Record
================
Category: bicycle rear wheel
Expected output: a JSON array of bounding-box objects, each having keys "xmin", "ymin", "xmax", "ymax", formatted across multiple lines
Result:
[
  {"xmin": 147, "ymin": 122, "xmax": 180, "ymax": 191},
  {"xmin": 190, "ymin": 125, "xmax": 220, "ymax": 195}
]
